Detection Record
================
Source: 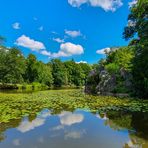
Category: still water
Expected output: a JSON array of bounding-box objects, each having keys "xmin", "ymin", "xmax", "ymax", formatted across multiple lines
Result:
[
  {"xmin": 0, "ymin": 89, "xmax": 148, "ymax": 148},
  {"xmin": 0, "ymin": 109, "xmax": 148, "ymax": 148}
]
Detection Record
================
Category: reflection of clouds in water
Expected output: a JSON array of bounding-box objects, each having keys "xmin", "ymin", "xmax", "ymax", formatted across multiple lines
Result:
[
  {"xmin": 13, "ymin": 139, "xmax": 20, "ymax": 146},
  {"xmin": 59, "ymin": 111, "xmax": 84, "ymax": 126},
  {"xmin": 49, "ymin": 111, "xmax": 86, "ymax": 139},
  {"xmin": 40, "ymin": 110, "xmax": 51, "ymax": 118},
  {"xmin": 51, "ymin": 125, "xmax": 64, "ymax": 131},
  {"xmin": 17, "ymin": 118, "xmax": 45, "ymax": 133},
  {"xmin": 64, "ymin": 129, "xmax": 86, "ymax": 140},
  {"xmin": 17, "ymin": 110, "xmax": 51, "ymax": 133},
  {"xmin": 96, "ymin": 114, "xmax": 108, "ymax": 120}
]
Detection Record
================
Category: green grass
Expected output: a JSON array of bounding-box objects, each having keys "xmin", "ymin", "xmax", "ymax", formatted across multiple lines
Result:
[{"xmin": 0, "ymin": 89, "xmax": 148, "ymax": 123}]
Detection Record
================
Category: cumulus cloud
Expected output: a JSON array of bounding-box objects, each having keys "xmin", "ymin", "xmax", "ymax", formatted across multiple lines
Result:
[
  {"xmin": 96, "ymin": 47, "xmax": 110, "ymax": 54},
  {"xmin": 68, "ymin": 0, "xmax": 123, "ymax": 12},
  {"xmin": 40, "ymin": 50, "xmax": 51, "ymax": 56},
  {"xmin": 65, "ymin": 30, "xmax": 82, "ymax": 38},
  {"xmin": 59, "ymin": 111, "xmax": 84, "ymax": 126},
  {"xmin": 51, "ymin": 42, "xmax": 84, "ymax": 58},
  {"xmin": 12, "ymin": 22, "xmax": 20, "ymax": 29},
  {"xmin": 16, "ymin": 35, "xmax": 46, "ymax": 51},
  {"xmin": 68, "ymin": 0, "xmax": 87, "ymax": 7},
  {"xmin": 76, "ymin": 60, "xmax": 87, "ymax": 64},
  {"xmin": 53, "ymin": 38, "xmax": 65, "ymax": 43},
  {"xmin": 128, "ymin": 0, "xmax": 137, "ymax": 8}
]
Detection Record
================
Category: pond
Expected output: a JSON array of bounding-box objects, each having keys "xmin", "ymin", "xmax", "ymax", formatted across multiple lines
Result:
[{"xmin": 0, "ymin": 89, "xmax": 148, "ymax": 148}]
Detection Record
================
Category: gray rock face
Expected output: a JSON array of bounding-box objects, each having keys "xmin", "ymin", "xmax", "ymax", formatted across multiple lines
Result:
[{"xmin": 85, "ymin": 67, "xmax": 132, "ymax": 95}]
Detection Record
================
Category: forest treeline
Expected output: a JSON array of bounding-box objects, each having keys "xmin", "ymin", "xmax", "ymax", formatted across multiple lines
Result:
[
  {"xmin": 0, "ymin": 0, "xmax": 147, "ymax": 98},
  {"xmin": 86, "ymin": 0, "xmax": 148, "ymax": 99},
  {"xmin": 0, "ymin": 46, "xmax": 92, "ymax": 88}
]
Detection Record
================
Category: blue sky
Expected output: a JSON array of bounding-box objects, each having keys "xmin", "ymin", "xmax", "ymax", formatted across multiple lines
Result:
[{"xmin": 0, "ymin": 0, "xmax": 134, "ymax": 64}]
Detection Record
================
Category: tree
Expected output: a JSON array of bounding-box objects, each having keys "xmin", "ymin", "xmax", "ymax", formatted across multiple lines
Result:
[
  {"xmin": 64, "ymin": 60, "xmax": 86, "ymax": 86},
  {"xmin": 0, "ymin": 47, "xmax": 26, "ymax": 83},
  {"xmin": 35, "ymin": 62, "xmax": 53, "ymax": 86},
  {"xmin": 51, "ymin": 59, "xmax": 68, "ymax": 87},
  {"xmin": 123, "ymin": 0, "xmax": 148, "ymax": 98},
  {"xmin": 106, "ymin": 47, "xmax": 134, "ymax": 71},
  {"xmin": 25, "ymin": 54, "xmax": 38, "ymax": 83}
]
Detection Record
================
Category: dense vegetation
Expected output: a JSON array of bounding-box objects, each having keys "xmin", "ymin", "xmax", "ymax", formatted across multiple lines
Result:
[
  {"xmin": 0, "ymin": 46, "xmax": 92, "ymax": 88},
  {"xmin": 123, "ymin": 0, "xmax": 148, "ymax": 98},
  {"xmin": 0, "ymin": 0, "xmax": 147, "ymax": 99},
  {"xmin": 0, "ymin": 89, "xmax": 148, "ymax": 123},
  {"xmin": 86, "ymin": 0, "xmax": 148, "ymax": 99},
  {"xmin": 86, "ymin": 46, "xmax": 134, "ymax": 95}
]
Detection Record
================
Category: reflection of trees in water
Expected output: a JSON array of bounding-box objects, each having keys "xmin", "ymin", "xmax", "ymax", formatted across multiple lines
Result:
[
  {"xmin": 123, "ymin": 134, "xmax": 148, "ymax": 148},
  {"xmin": 105, "ymin": 111, "xmax": 132, "ymax": 130},
  {"xmin": 104, "ymin": 111, "xmax": 148, "ymax": 148},
  {"xmin": 0, "ymin": 119, "xmax": 21, "ymax": 142},
  {"xmin": 0, "ymin": 107, "xmax": 75, "ymax": 142},
  {"xmin": 131, "ymin": 112, "xmax": 148, "ymax": 139}
]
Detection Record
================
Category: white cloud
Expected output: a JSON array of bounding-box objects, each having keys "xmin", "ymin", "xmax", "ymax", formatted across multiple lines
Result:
[
  {"xmin": 68, "ymin": 0, "xmax": 88, "ymax": 7},
  {"xmin": 128, "ymin": 0, "xmax": 137, "ymax": 8},
  {"xmin": 51, "ymin": 31, "xmax": 58, "ymax": 35},
  {"xmin": 51, "ymin": 42, "xmax": 84, "ymax": 58},
  {"xmin": 68, "ymin": 0, "xmax": 123, "ymax": 12},
  {"xmin": 53, "ymin": 38, "xmax": 65, "ymax": 43},
  {"xmin": 38, "ymin": 26, "xmax": 43, "ymax": 31},
  {"xmin": 59, "ymin": 111, "xmax": 84, "ymax": 126},
  {"xmin": 96, "ymin": 47, "xmax": 110, "ymax": 54},
  {"xmin": 12, "ymin": 22, "xmax": 20, "ymax": 29},
  {"xmin": 76, "ymin": 60, "xmax": 87, "ymax": 64},
  {"xmin": 16, "ymin": 35, "xmax": 46, "ymax": 51},
  {"xmin": 40, "ymin": 50, "xmax": 51, "ymax": 56},
  {"xmin": 65, "ymin": 30, "xmax": 82, "ymax": 38}
]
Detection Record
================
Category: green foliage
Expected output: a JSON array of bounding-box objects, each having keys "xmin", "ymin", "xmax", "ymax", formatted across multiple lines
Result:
[
  {"xmin": 105, "ymin": 63, "xmax": 119, "ymax": 74},
  {"xmin": 35, "ymin": 62, "xmax": 53, "ymax": 86},
  {"xmin": 0, "ymin": 46, "xmax": 91, "ymax": 88},
  {"xmin": 0, "ymin": 47, "xmax": 26, "ymax": 83},
  {"xmin": 51, "ymin": 59, "xmax": 68, "ymax": 87},
  {"xmin": 25, "ymin": 54, "xmax": 38, "ymax": 83},
  {"xmin": 0, "ymin": 89, "xmax": 148, "ymax": 123},
  {"xmin": 106, "ymin": 47, "xmax": 134, "ymax": 71},
  {"xmin": 123, "ymin": 0, "xmax": 148, "ymax": 98},
  {"xmin": 86, "ymin": 47, "xmax": 134, "ymax": 94}
]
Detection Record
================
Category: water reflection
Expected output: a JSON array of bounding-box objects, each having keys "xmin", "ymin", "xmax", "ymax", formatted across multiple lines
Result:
[{"xmin": 0, "ymin": 109, "xmax": 148, "ymax": 148}]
